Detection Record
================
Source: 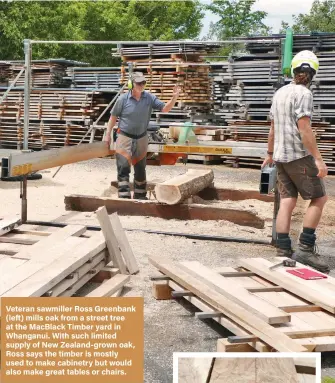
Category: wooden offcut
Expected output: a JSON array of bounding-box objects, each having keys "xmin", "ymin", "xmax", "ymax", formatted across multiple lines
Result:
[
  {"xmin": 154, "ymin": 169, "xmax": 214, "ymax": 205},
  {"xmin": 86, "ymin": 274, "xmax": 130, "ymax": 297}
]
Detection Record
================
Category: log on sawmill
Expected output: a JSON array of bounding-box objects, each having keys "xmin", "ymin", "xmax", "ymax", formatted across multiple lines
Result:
[{"xmin": 154, "ymin": 169, "xmax": 214, "ymax": 205}]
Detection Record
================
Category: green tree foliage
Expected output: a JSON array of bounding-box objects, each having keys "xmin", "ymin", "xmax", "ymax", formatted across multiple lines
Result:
[
  {"xmin": 0, "ymin": 1, "xmax": 204, "ymax": 66},
  {"xmin": 287, "ymin": 0, "xmax": 335, "ymax": 33},
  {"xmin": 205, "ymin": 0, "xmax": 270, "ymax": 58},
  {"xmin": 206, "ymin": 0, "xmax": 270, "ymax": 39}
]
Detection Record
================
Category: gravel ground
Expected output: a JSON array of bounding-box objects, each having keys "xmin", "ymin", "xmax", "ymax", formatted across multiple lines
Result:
[{"xmin": 1, "ymin": 157, "xmax": 335, "ymax": 381}]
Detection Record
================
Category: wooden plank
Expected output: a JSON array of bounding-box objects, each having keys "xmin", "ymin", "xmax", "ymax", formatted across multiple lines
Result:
[
  {"xmin": 149, "ymin": 256, "xmax": 307, "ymax": 352},
  {"xmin": 240, "ymin": 258, "xmax": 335, "ymax": 314},
  {"xmin": 255, "ymin": 358, "xmax": 299, "ymax": 383},
  {"xmin": 11, "ymin": 224, "xmax": 87, "ymax": 260},
  {"xmin": 179, "ymin": 261, "xmax": 291, "ymax": 324},
  {"xmin": 0, "ymin": 226, "xmax": 87, "ymax": 297},
  {"xmin": 216, "ymin": 339, "xmax": 256, "ymax": 352},
  {"xmin": 0, "ymin": 237, "xmax": 37, "ymax": 245},
  {"xmin": 0, "ymin": 218, "xmax": 21, "ymax": 236},
  {"xmin": 96, "ymin": 206, "xmax": 127, "ymax": 274},
  {"xmin": 2, "ymin": 232, "xmax": 106, "ymax": 298},
  {"xmin": 86, "ymin": 274, "xmax": 130, "ymax": 297},
  {"xmin": 0, "ymin": 256, "xmax": 27, "ymax": 273},
  {"xmin": 109, "ymin": 213, "xmax": 138, "ymax": 274}
]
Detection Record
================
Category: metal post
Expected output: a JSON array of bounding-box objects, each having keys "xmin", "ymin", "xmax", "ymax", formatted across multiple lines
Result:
[{"xmin": 21, "ymin": 39, "xmax": 32, "ymax": 223}]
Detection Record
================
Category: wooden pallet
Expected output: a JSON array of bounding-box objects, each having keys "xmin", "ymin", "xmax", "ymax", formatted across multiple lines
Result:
[{"xmin": 150, "ymin": 256, "xmax": 335, "ymax": 352}]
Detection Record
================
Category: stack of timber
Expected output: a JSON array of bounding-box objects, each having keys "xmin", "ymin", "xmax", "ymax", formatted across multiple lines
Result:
[
  {"xmin": 65, "ymin": 67, "xmax": 124, "ymax": 90},
  {"xmin": 117, "ymin": 43, "xmax": 219, "ymax": 110},
  {"xmin": 178, "ymin": 357, "xmax": 316, "ymax": 383},
  {"xmin": 0, "ymin": 89, "xmax": 111, "ymax": 149},
  {"xmin": 9, "ymin": 59, "xmax": 85, "ymax": 88},
  {"xmin": 0, "ymin": 211, "xmax": 137, "ymax": 301},
  {"xmin": 0, "ymin": 61, "xmax": 12, "ymax": 87},
  {"xmin": 150, "ymin": 255, "xmax": 335, "ymax": 353},
  {"xmin": 207, "ymin": 33, "xmax": 335, "ymax": 171}
]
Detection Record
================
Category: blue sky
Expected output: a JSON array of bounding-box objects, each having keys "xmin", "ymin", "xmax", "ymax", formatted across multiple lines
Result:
[{"xmin": 200, "ymin": 0, "xmax": 315, "ymax": 37}]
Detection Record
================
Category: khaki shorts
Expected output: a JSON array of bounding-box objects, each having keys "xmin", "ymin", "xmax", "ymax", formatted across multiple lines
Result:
[{"xmin": 276, "ymin": 155, "xmax": 326, "ymax": 200}]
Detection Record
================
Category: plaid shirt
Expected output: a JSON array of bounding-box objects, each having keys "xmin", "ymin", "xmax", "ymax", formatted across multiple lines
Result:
[{"xmin": 269, "ymin": 82, "xmax": 313, "ymax": 162}]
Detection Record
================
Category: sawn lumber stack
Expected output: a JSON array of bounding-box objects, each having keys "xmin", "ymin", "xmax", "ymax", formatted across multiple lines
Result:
[{"xmin": 150, "ymin": 256, "xmax": 335, "ymax": 353}]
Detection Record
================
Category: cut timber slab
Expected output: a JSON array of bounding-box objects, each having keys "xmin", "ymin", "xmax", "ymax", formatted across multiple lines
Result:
[
  {"xmin": 240, "ymin": 258, "xmax": 335, "ymax": 314},
  {"xmin": 178, "ymin": 358, "xmax": 213, "ymax": 383},
  {"xmin": 96, "ymin": 207, "xmax": 127, "ymax": 274},
  {"xmin": 65, "ymin": 195, "xmax": 264, "ymax": 228},
  {"xmin": 154, "ymin": 169, "xmax": 214, "ymax": 205},
  {"xmin": 149, "ymin": 256, "xmax": 307, "ymax": 352},
  {"xmin": 210, "ymin": 358, "xmax": 256, "ymax": 383},
  {"xmin": 255, "ymin": 358, "xmax": 299, "ymax": 383},
  {"xmin": 179, "ymin": 261, "xmax": 290, "ymax": 324},
  {"xmin": 86, "ymin": 274, "xmax": 130, "ymax": 297},
  {"xmin": 0, "ymin": 218, "xmax": 21, "ymax": 236},
  {"xmin": 109, "ymin": 213, "xmax": 138, "ymax": 274}
]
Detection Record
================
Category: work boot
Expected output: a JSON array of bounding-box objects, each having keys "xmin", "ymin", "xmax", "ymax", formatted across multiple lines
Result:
[
  {"xmin": 276, "ymin": 248, "xmax": 294, "ymax": 258},
  {"xmin": 295, "ymin": 243, "xmax": 330, "ymax": 274}
]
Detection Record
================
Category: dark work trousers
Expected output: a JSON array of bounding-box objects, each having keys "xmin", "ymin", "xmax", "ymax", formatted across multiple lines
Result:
[{"xmin": 115, "ymin": 132, "xmax": 148, "ymax": 199}]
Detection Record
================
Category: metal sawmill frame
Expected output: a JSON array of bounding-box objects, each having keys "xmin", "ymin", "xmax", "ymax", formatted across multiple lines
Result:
[{"xmin": 18, "ymin": 38, "xmax": 280, "ymax": 222}]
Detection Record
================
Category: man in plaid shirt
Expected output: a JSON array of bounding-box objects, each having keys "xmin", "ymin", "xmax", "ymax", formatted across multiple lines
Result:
[{"xmin": 262, "ymin": 50, "xmax": 329, "ymax": 273}]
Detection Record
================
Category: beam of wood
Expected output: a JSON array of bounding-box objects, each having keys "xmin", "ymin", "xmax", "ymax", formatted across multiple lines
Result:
[
  {"xmin": 0, "ymin": 218, "xmax": 21, "ymax": 236},
  {"xmin": 109, "ymin": 213, "xmax": 138, "ymax": 274},
  {"xmin": 96, "ymin": 207, "xmax": 127, "ymax": 274},
  {"xmin": 179, "ymin": 261, "xmax": 291, "ymax": 324},
  {"xmin": 65, "ymin": 195, "xmax": 265, "ymax": 229},
  {"xmin": 240, "ymin": 258, "xmax": 335, "ymax": 314},
  {"xmin": 248, "ymin": 287, "xmax": 284, "ymax": 293},
  {"xmin": 0, "ymin": 237, "xmax": 37, "ymax": 245},
  {"xmin": 7, "ymin": 142, "xmax": 113, "ymax": 176},
  {"xmin": 11, "ymin": 225, "xmax": 87, "ymax": 260},
  {"xmin": 154, "ymin": 169, "xmax": 214, "ymax": 205},
  {"xmin": 279, "ymin": 305, "xmax": 322, "ymax": 313},
  {"xmin": 227, "ymin": 335, "xmax": 259, "ymax": 344},
  {"xmin": 11, "ymin": 229, "xmax": 51, "ymax": 236},
  {"xmin": 149, "ymin": 256, "xmax": 307, "ymax": 352},
  {"xmin": 293, "ymin": 358, "xmax": 316, "ymax": 375},
  {"xmin": 86, "ymin": 274, "xmax": 130, "ymax": 297},
  {"xmin": 217, "ymin": 338, "xmax": 256, "ymax": 352},
  {"xmin": 0, "ymin": 226, "xmax": 88, "ymax": 297},
  {"xmin": 255, "ymin": 358, "xmax": 299, "ymax": 383},
  {"xmin": 218, "ymin": 271, "xmax": 257, "ymax": 277},
  {"xmin": 195, "ymin": 312, "xmax": 222, "ymax": 319}
]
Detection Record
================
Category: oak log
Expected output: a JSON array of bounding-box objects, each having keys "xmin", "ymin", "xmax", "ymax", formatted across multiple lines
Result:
[{"xmin": 154, "ymin": 169, "xmax": 214, "ymax": 205}]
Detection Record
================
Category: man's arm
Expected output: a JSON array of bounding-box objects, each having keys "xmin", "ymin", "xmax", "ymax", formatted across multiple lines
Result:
[
  {"xmin": 161, "ymin": 86, "xmax": 181, "ymax": 113},
  {"xmin": 261, "ymin": 120, "xmax": 275, "ymax": 168},
  {"xmin": 298, "ymin": 116, "xmax": 328, "ymax": 177}
]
